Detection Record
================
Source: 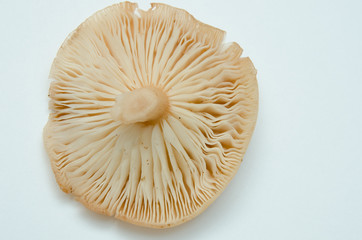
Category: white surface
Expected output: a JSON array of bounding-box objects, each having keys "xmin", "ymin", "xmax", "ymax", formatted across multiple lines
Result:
[{"xmin": 0, "ymin": 0, "xmax": 361, "ymax": 239}]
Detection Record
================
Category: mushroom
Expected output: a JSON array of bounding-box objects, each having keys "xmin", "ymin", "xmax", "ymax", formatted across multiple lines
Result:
[{"xmin": 44, "ymin": 2, "xmax": 258, "ymax": 228}]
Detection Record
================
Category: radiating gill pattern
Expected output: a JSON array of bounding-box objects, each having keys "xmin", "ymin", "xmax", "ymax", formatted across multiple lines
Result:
[{"xmin": 44, "ymin": 2, "xmax": 258, "ymax": 227}]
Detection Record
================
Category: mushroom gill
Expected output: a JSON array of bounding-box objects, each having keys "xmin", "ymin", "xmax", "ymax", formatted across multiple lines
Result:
[{"xmin": 44, "ymin": 2, "xmax": 258, "ymax": 228}]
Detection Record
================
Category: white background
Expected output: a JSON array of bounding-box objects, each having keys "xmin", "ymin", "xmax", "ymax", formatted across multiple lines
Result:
[{"xmin": 0, "ymin": 0, "xmax": 361, "ymax": 239}]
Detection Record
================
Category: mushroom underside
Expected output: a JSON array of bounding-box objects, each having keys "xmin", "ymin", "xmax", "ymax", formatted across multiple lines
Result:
[{"xmin": 44, "ymin": 2, "xmax": 258, "ymax": 228}]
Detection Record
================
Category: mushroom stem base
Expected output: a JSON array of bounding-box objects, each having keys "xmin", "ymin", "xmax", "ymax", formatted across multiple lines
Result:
[{"xmin": 111, "ymin": 87, "xmax": 168, "ymax": 124}]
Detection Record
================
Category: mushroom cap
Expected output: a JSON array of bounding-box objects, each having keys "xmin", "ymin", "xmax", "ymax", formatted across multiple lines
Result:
[{"xmin": 44, "ymin": 2, "xmax": 258, "ymax": 228}]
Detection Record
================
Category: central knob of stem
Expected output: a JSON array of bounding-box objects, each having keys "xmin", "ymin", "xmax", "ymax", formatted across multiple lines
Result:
[{"xmin": 111, "ymin": 87, "xmax": 168, "ymax": 124}]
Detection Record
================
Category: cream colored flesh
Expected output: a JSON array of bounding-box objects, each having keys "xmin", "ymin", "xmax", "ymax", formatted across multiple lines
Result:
[{"xmin": 44, "ymin": 2, "xmax": 258, "ymax": 228}]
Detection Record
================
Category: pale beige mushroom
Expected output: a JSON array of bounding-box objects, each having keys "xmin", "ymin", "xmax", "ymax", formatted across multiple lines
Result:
[{"xmin": 44, "ymin": 2, "xmax": 258, "ymax": 228}]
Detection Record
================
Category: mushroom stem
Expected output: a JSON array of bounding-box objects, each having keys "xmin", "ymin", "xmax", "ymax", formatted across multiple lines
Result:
[{"xmin": 111, "ymin": 87, "xmax": 168, "ymax": 124}]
